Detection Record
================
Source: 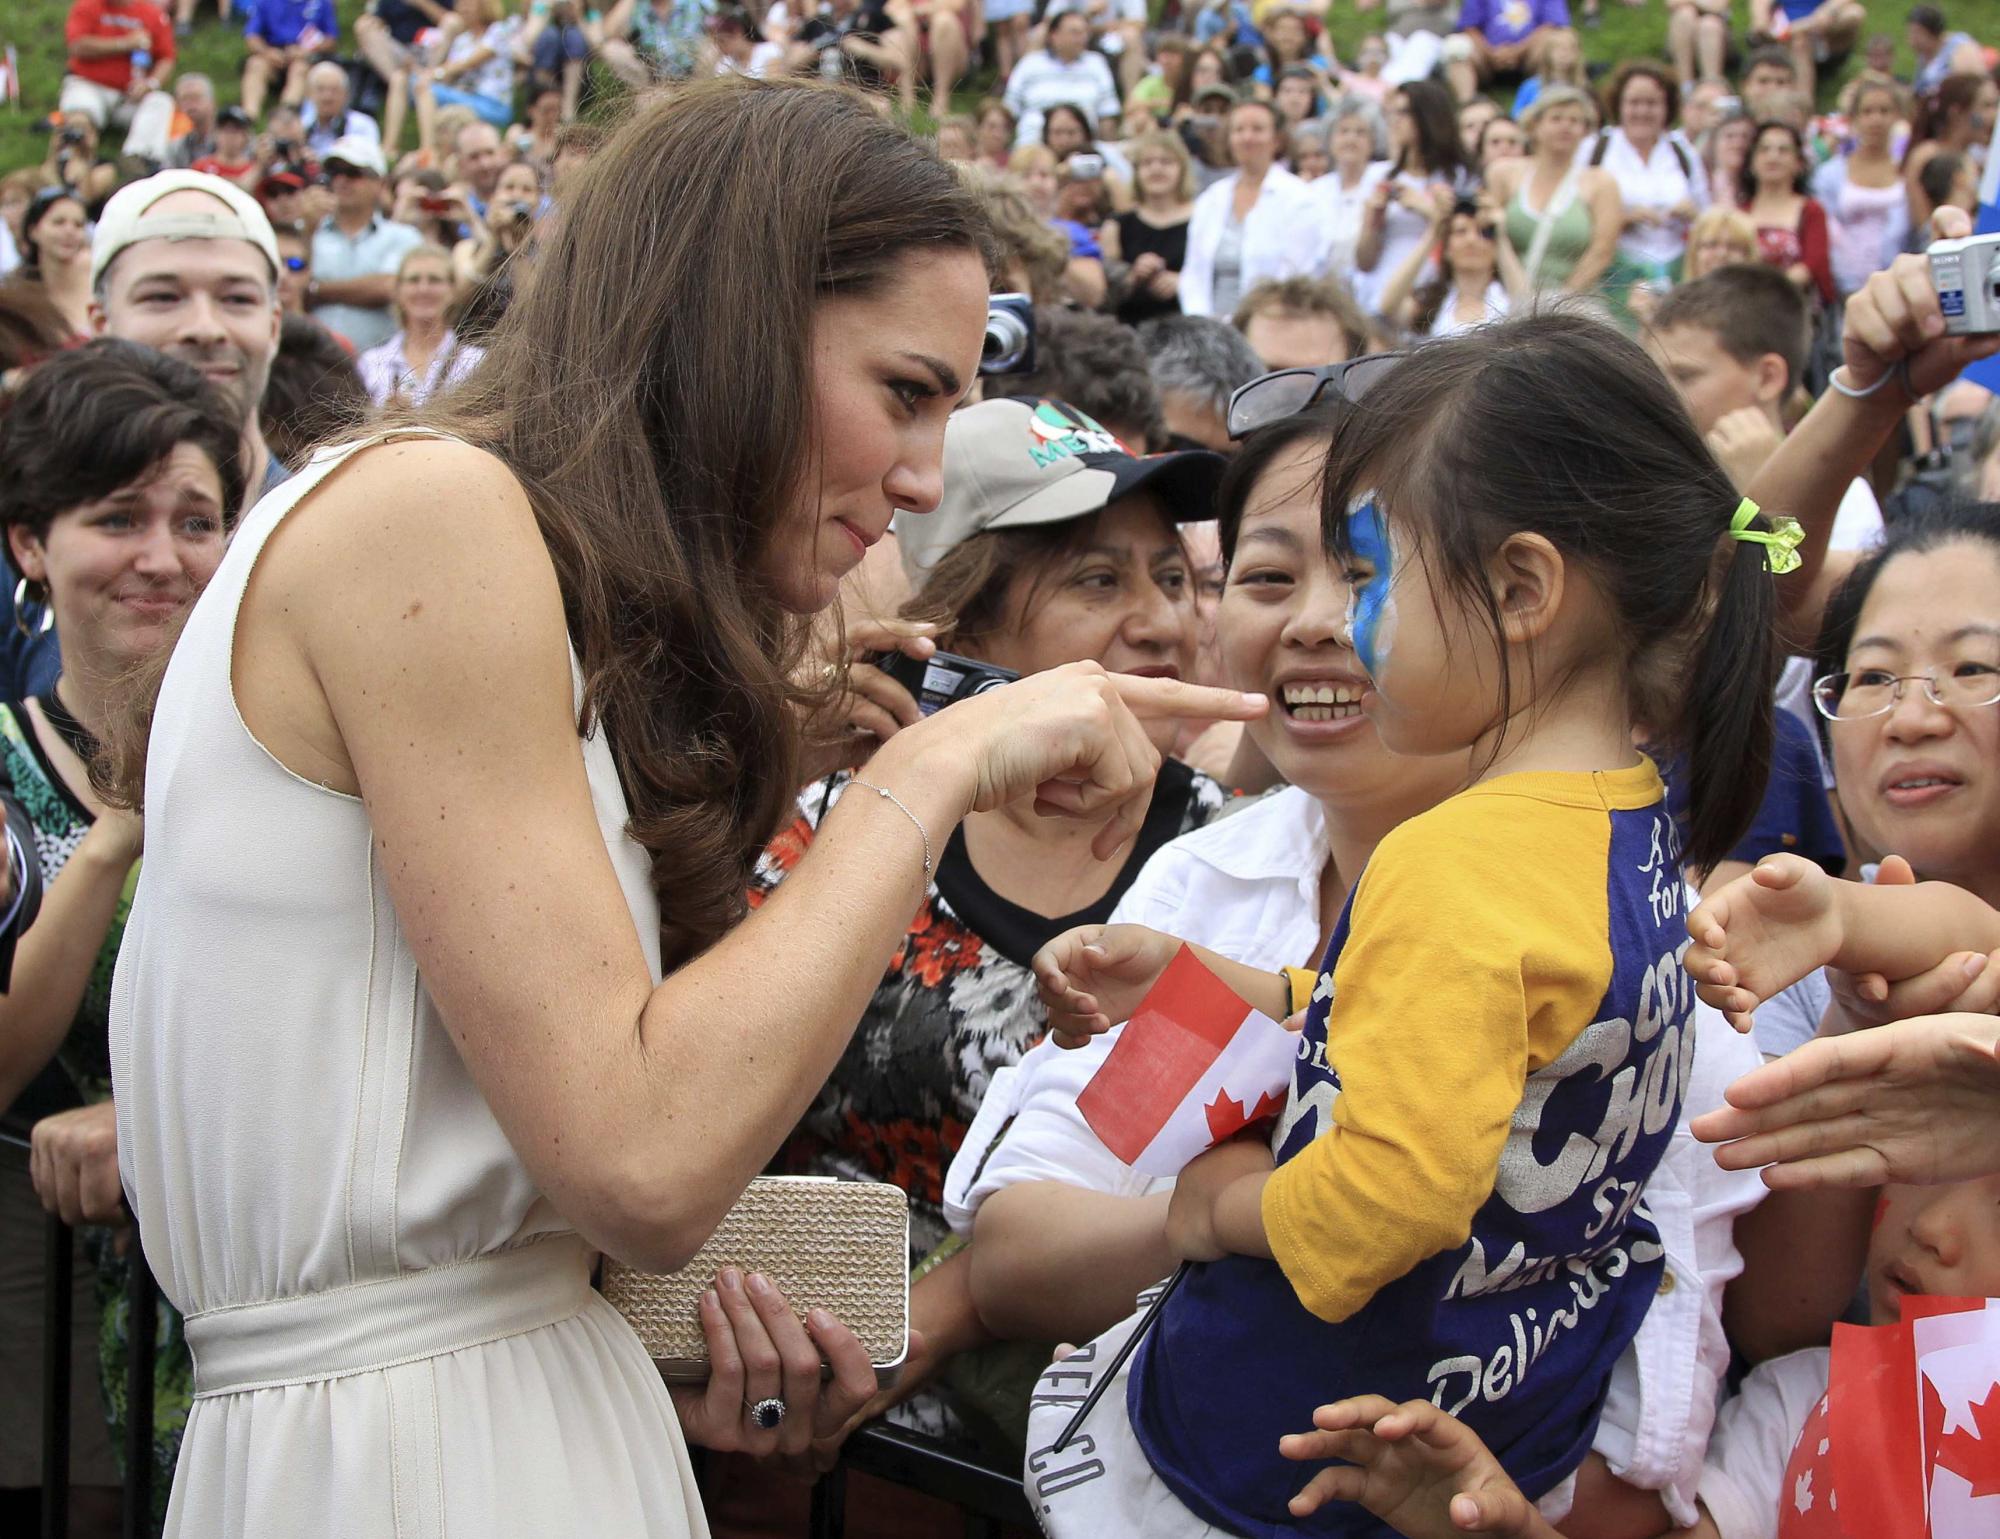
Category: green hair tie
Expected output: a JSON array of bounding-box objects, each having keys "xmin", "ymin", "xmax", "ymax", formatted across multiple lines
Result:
[{"xmin": 1728, "ymin": 498, "xmax": 1804, "ymax": 576}]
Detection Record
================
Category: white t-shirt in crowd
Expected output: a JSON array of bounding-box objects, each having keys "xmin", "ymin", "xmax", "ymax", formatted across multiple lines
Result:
[
  {"xmin": 1003, "ymin": 48, "xmax": 1122, "ymax": 146},
  {"xmin": 1311, "ymin": 162, "xmax": 1382, "ymax": 282},
  {"xmin": 944, "ymin": 785, "xmax": 1768, "ymax": 1527},
  {"xmin": 1430, "ymin": 279, "xmax": 1510, "ymax": 337},
  {"xmin": 717, "ymin": 41, "xmax": 786, "ymax": 77},
  {"xmin": 448, "ymin": 17, "xmax": 523, "ymax": 103},
  {"xmin": 1351, "ymin": 161, "xmax": 1445, "ymax": 311}
]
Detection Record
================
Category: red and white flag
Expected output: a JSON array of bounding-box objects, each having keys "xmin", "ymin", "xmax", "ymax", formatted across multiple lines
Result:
[
  {"xmin": 1075, "ymin": 947, "xmax": 1298, "ymax": 1176},
  {"xmin": 1810, "ymin": 1296, "xmax": 2000, "ymax": 1539}
]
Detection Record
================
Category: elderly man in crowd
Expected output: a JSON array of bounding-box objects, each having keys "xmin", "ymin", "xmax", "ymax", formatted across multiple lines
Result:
[
  {"xmin": 299, "ymin": 59, "xmax": 381, "ymax": 159},
  {"xmin": 306, "ymin": 136, "xmax": 421, "ymax": 354},
  {"xmin": 166, "ymin": 72, "xmax": 217, "ymax": 168},
  {"xmin": 453, "ymin": 119, "xmax": 508, "ymax": 218},
  {"xmin": 89, "ymin": 168, "xmax": 287, "ymax": 501}
]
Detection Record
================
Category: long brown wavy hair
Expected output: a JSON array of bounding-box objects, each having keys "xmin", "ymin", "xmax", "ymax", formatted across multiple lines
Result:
[
  {"xmin": 101, "ymin": 85, "xmax": 992, "ymax": 967},
  {"xmin": 416, "ymin": 80, "xmax": 995, "ymax": 967}
]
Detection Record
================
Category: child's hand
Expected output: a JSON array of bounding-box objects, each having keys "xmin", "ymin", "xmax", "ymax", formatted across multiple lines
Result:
[
  {"xmin": 1165, "ymin": 1138, "xmax": 1274, "ymax": 1263},
  {"xmin": 1279, "ymin": 1397, "xmax": 1559, "ymax": 1538},
  {"xmin": 1684, "ymin": 854, "xmax": 1847, "ymax": 1028},
  {"xmin": 1032, "ymin": 924, "xmax": 1183, "ymax": 1048}
]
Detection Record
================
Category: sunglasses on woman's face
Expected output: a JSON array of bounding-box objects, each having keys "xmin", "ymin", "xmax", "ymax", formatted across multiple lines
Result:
[
  {"xmin": 1225, "ymin": 353, "xmax": 1406, "ymax": 441},
  {"xmin": 282, "ymin": 255, "xmax": 308, "ymax": 272}
]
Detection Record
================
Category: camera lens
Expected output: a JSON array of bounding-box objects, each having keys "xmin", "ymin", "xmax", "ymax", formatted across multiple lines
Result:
[{"xmin": 983, "ymin": 310, "xmax": 1029, "ymax": 373}]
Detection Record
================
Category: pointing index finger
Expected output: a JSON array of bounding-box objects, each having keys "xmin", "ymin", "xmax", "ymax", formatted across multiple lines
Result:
[{"xmin": 1112, "ymin": 674, "xmax": 1268, "ymax": 722}]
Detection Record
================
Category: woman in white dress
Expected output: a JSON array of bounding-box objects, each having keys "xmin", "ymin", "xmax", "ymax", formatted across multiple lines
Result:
[{"xmin": 107, "ymin": 80, "xmax": 1264, "ymax": 1538}]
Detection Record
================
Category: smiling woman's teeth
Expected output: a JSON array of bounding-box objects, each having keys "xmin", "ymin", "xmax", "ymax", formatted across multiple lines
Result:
[{"xmin": 1283, "ymin": 684, "xmax": 1363, "ymax": 721}]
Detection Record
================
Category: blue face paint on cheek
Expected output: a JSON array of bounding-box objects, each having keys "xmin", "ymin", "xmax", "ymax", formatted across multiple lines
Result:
[{"xmin": 1345, "ymin": 499, "xmax": 1395, "ymax": 680}]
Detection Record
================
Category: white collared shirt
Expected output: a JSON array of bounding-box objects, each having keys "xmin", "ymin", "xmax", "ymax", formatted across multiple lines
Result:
[
  {"xmin": 1180, "ymin": 166, "xmax": 1332, "ymax": 318},
  {"xmin": 943, "ymin": 784, "xmax": 1765, "ymax": 1525}
]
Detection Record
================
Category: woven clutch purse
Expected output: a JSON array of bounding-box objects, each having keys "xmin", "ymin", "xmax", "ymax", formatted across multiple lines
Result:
[{"xmin": 601, "ymin": 1176, "xmax": 910, "ymax": 1385}]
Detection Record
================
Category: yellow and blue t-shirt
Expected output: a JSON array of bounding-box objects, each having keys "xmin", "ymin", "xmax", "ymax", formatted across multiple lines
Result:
[{"xmin": 1129, "ymin": 761, "xmax": 1694, "ymax": 1537}]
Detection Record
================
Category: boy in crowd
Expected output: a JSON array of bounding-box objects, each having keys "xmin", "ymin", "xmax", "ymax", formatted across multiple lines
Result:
[
  {"xmin": 191, "ymin": 106, "xmax": 257, "ymax": 184},
  {"xmin": 1645, "ymin": 266, "xmax": 1881, "ymax": 550}
]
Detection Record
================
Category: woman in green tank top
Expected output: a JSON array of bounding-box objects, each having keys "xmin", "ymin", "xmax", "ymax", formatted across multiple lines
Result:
[{"xmin": 1486, "ymin": 86, "xmax": 1623, "ymax": 296}]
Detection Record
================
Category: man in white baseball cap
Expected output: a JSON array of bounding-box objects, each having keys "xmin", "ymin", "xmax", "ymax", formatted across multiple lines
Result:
[
  {"xmin": 308, "ymin": 134, "xmax": 420, "ymax": 354},
  {"xmin": 91, "ymin": 169, "xmax": 287, "ymax": 504}
]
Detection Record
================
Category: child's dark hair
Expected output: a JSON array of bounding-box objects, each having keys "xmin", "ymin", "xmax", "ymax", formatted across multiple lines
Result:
[
  {"xmin": 1649, "ymin": 264, "xmax": 1808, "ymax": 396},
  {"xmin": 1322, "ymin": 312, "xmax": 1775, "ymax": 873},
  {"xmin": 1811, "ymin": 500, "xmax": 2000, "ymax": 748},
  {"xmin": 1217, "ymin": 402, "xmax": 1350, "ymax": 564}
]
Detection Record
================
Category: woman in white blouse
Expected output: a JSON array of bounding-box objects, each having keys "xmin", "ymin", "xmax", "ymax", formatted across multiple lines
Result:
[
  {"xmin": 1583, "ymin": 60, "xmax": 1709, "ymax": 323},
  {"xmin": 1311, "ymin": 96, "xmax": 1385, "ymax": 288},
  {"xmin": 356, "ymin": 244, "xmax": 485, "ymax": 408},
  {"xmin": 1179, "ymin": 98, "xmax": 1330, "ymax": 320}
]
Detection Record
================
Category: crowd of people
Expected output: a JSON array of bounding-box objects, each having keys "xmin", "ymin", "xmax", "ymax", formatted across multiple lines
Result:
[{"xmin": 4, "ymin": 3, "xmax": 2000, "ymax": 1539}]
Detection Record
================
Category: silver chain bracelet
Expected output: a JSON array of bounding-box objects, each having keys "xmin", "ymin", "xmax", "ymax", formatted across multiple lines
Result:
[{"xmin": 849, "ymin": 780, "xmax": 934, "ymax": 882}]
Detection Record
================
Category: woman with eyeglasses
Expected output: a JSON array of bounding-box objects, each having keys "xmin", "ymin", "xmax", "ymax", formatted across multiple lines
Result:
[
  {"xmin": 357, "ymin": 244, "xmax": 484, "ymax": 409},
  {"xmin": 1743, "ymin": 499, "xmax": 2000, "ymax": 1065}
]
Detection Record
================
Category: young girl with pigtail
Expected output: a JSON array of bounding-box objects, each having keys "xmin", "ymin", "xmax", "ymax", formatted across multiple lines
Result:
[{"xmin": 1028, "ymin": 311, "xmax": 1790, "ymax": 1536}]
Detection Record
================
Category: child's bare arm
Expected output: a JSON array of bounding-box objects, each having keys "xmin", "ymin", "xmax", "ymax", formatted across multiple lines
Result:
[{"xmin": 1686, "ymin": 854, "xmax": 2000, "ymax": 1018}]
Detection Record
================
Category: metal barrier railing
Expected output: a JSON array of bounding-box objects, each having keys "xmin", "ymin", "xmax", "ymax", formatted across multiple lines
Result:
[
  {"xmin": 810, "ymin": 1423, "xmax": 1036, "ymax": 1538},
  {"xmin": 22, "ymin": 1183, "xmax": 159, "ymax": 1539}
]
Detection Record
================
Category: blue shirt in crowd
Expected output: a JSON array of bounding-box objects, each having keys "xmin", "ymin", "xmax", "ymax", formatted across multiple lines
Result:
[{"xmin": 244, "ymin": 0, "xmax": 338, "ymax": 48}]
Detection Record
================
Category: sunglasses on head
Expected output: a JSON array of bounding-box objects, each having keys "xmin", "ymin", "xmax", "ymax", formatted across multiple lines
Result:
[{"xmin": 1224, "ymin": 352, "xmax": 1406, "ymax": 440}]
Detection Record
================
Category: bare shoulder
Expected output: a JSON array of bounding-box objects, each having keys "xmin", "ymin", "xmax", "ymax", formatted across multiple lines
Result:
[
  {"xmin": 258, "ymin": 437, "xmax": 560, "ymax": 630},
  {"xmin": 236, "ymin": 436, "xmax": 573, "ymax": 789}
]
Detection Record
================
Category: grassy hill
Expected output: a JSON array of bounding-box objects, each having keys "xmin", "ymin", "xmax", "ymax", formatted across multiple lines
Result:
[{"xmin": 2, "ymin": 2, "xmax": 1994, "ymax": 174}]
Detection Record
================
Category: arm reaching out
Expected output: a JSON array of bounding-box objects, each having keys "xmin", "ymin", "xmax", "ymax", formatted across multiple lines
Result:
[{"xmin": 1684, "ymin": 853, "xmax": 2000, "ymax": 1024}]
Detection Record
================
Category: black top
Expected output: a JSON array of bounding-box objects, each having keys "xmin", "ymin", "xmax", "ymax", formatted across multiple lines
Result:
[
  {"xmin": 1114, "ymin": 211, "xmax": 1192, "ymax": 327},
  {"xmin": 932, "ymin": 756, "xmax": 1207, "ymax": 968}
]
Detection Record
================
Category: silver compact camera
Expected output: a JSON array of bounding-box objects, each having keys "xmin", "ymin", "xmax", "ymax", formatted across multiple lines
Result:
[{"xmin": 1929, "ymin": 233, "xmax": 2000, "ymax": 336}]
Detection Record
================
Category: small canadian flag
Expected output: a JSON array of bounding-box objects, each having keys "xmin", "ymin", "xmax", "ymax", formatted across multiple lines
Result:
[
  {"xmin": 1075, "ymin": 947, "xmax": 1299, "ymax": 1176},
  {"xmin": 1814, "ymin": 1296, "xmax": 2000, "ymax": 1538}
]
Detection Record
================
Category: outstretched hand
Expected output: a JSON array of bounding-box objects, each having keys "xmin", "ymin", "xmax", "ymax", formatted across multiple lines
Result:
[
  {"xmin": 1280, "ymin": 1397, "xmax": 1560, "ymax": 1539},
  {"xmin": 1691, "ymin": 1011, "xmax": 2000, "ymax": 1189},
  {"xmin": 1684, "ymin": 854, "xmax": 1846, "ymax": 1028}
]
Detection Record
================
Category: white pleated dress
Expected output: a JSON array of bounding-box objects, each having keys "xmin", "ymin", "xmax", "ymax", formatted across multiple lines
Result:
[{"xmin": 109, "ymin": 438, "xmax": 709, "ymax": 1538}]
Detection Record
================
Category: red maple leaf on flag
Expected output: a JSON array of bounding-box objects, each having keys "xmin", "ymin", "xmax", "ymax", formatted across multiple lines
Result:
[
  {"xmin": 1933, "ymin": 1379, "xmax": 2000, "ymax": 1499},
  {"xmin": 1206, "ymin": 1087, "xmax": 1287, "ymax": 1143}
]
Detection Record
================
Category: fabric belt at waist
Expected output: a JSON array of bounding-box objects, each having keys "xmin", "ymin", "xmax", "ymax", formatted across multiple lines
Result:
[{"xmin": 186, "ymin": 1233, "xmax": 593, "ymax": 1398}]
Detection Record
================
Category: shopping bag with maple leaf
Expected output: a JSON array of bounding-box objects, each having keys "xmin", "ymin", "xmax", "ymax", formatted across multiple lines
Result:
[
  {"xmin": 1074, "ymin": 947, "xmax": 1298, "ymax": 1176},
  {"xmin": 1792, "ymin": 1296, "xmax": 2000, "ymax": 1538}
]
